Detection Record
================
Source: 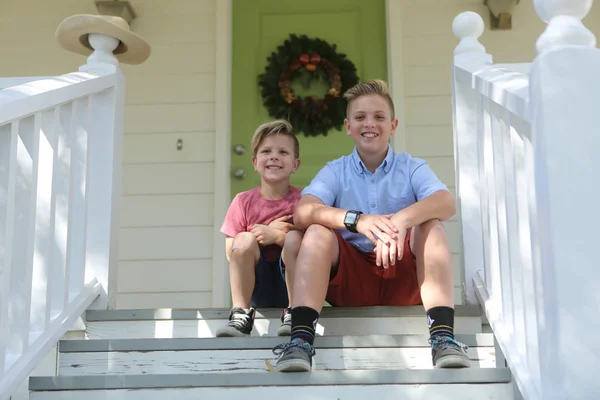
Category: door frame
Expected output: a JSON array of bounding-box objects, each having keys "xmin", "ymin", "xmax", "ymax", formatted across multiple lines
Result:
[{"xmin": 212, "ymin": 0, "xmax": 406, "ymax": 307}]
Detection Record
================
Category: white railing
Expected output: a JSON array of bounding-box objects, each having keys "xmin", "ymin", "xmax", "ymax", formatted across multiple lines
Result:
[
  {"xmin": 452, "ymin": 0, "xmax": 600, "ymax": 399},
  {"xmin": 0, "ymin": 78, "xmax": 50, "ymax": 90},
  {"xmin": 0, "ymin": 32, "xmax": 130, "ymax": 399}
]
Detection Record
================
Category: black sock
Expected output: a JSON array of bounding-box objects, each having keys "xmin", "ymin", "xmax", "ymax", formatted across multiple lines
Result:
[
  {"xmin": 290, "ymin": 306, "xmax": 319, "ymax": 345},
  {"xmin": 427, "ymin": 306, "xmax": 454, "ymax": 339}
]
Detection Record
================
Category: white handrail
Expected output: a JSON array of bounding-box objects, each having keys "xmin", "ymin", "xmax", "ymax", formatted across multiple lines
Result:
[
  {"xmin": 0, "ymin": 27, "xmax": 132, "ymax": 400},
  {"xmin": 452, "ymin": 1, "xmax": 600, "ymax": 398},
  {"xmin": 0, "ymin": 77, "xmax": 50, "ymax": 90},
  {"xmin": 0, "ymin": 73, "xmax": 117, "ymax": 123}
]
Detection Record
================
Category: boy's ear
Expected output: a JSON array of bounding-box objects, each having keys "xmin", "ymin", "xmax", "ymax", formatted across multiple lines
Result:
[
  {"xmin": 390, "ymin": 118, "xmax": 399, "ymax": 136},
  {"xmin": 251, "ymin": 155, "xmax": 258, "ymax": 170},
  {"xmin": 292, "ymin": 158, "xmax": 301, "ymax": 173},
  {"xmin": 344, "ymin": 119, "xmax": 350, "ymax": 136}
]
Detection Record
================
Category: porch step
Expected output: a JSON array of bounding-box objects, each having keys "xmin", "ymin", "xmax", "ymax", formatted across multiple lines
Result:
[
  {"xmin": 29, "ymin": 368, "xmax": 513, "ymax": 399},
  {"xmin": 85, "ymin": 305, "xmax": 483, "ymax": 339},
  {"xmin": 56, "ymin": 334, "xmax": 496, "ymax": 375}
]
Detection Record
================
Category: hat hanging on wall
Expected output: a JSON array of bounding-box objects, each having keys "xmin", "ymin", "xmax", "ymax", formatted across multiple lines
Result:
[{"xmin": 55, "ymin": 13, "xmax": 150, "ymax": 65}]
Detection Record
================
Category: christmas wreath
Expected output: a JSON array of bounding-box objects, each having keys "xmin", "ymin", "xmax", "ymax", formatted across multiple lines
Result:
[{"xmin": 258, "ymin": 34, "xmax": 359, "ymax": 137}]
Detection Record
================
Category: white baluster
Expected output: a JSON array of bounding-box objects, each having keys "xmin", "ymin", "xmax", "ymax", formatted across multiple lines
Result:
[
  {"xmin": 452, "ymin": 11, "xmax": 486, "ymax": 55},
  {"xmin": 534, "ymin": 0, "xmax": 596, "ymax": 54},
  {"xmin": 80, "ymin": 34, "xmax": 120, "ymax": 75}
]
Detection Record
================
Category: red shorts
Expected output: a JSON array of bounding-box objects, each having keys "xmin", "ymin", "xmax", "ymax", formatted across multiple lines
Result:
[{"xmin": 326, "ymin": 230, "xmax": 422, "ymax": 306}]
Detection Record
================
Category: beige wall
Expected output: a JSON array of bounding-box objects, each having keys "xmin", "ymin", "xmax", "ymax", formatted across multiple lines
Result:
[
  {"xmin": 400, "ymin": 0, "xmax": 600, "ymax": 303},
  {"xmin": 0, "ymin": 0, "xmax": 218, "ymax": 309}
]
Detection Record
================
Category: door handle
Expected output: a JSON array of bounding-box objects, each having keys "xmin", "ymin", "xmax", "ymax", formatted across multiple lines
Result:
[
  {"xmin": 232, "ymin": 168, "xmax": 246, "ymax": 180},
  {"xmin": 233, "ymin": 144, "xmax": 246, "ymax": 155}
]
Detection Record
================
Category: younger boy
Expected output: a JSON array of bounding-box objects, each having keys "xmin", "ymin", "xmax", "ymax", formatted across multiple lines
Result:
[
  {"xmin": 217, "ymin": 119, "xmax": 301, "ymax": 337},
  {"xmin": 272, "ymin": 80, "xmax": 471, "ymax": 370}
]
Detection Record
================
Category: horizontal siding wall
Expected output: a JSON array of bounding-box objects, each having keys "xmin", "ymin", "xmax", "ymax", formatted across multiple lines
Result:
[
  {"xmin": 401, "ymin": 0, "xmax": 600, "ymax": 303},
  {"xmin": 0, "ymin": 0, "xmax": 217, "ymax": 309},
  {"xmin": 117, "ymin": 0, "xmax": 217, "ymax": 309}
]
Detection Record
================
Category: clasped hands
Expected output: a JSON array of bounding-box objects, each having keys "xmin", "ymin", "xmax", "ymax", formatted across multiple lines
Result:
[
  {"xmin": 356, "ymin": 214, "xmax": 408, "ymax": 269},
  {"xmin": 250, "ymin": 215, "xmax": 294, "ymax": 245}
]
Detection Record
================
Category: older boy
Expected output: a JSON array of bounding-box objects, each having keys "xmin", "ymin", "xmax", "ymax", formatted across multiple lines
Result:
[
  {"xmin": 272, "ymin": 80, "xmax": 470, "ymax": 370},
  {"xmin": 217, "ymin": 120, "xmax": 301, "ymax": 337}
]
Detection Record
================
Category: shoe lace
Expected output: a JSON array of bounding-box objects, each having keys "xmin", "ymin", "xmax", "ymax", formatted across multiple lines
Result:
[
  {"xmin": 428, "ymin": 336, "xmax": 469, "ymax": 352},
  {"xmin": 272, "ymin": 340, "xmax": 316, "ymax": 358},
  {"xmin": 227, "ymin": 310, "xmax": 252, "ymax": 329}
]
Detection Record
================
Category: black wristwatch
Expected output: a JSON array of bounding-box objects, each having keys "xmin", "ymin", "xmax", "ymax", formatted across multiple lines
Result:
[{"xmin": 344, "ymin": 210, "xmax": 363, "ymax": 233}]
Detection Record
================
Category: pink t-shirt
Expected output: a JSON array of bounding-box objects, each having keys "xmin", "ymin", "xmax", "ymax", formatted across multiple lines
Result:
[{"xmin": 221, "ymin": 186, "xmax": 302, "ymax": 261}]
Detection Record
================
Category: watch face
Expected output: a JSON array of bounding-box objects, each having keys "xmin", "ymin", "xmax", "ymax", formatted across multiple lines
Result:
[{"xmin": 344, "ymin": 212, "xmax": 357, "ymax": 225}]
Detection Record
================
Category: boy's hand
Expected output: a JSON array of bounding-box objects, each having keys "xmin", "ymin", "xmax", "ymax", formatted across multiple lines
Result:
[
  {"xmin": 375, "ymin": 228, "xmax": 407, "ymax": 268},
  {"xmin": 356, "ymin": 214, "xmax": 399, "ymax": 245},
  {"xmin": 250, "ymin": 224, "xmax": 282, "ymax": 246},
  {"xmin": 268, "ymin": 215, "xmax": 295, "ymax": 234}
]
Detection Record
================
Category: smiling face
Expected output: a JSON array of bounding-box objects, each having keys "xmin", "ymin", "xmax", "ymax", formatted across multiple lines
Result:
[
  {"xmin": 344, "ymin": 94, "xmax": 398, "ymax": 157},
  {"xmin": 252, "ymin": 134, "xmax": 300, "ymax": 184}
]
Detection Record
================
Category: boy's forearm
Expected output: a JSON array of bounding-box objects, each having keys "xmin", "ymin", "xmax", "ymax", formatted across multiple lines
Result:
[
  {"xmin": 294, "ymin": 202, "xmax": 347, "ymax": 231},
  {"xmin": 312, "ymin": 206, "xmax": 348, "ymax": 230},
  {"xmin": 274, "ymin": 230, "xmax": 286, "ymax": 247},
  {"xmin": 393, "ymin": 190, "xmax": 456, "ymax": 228}
]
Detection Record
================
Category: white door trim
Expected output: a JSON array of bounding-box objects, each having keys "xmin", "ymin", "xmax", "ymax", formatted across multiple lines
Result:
[
  {"xmin": 212, "ymin": 0, "xmax": 406, "ymax": 306},
  {"xmin": 212, "ymin": 0, "xmax": 233, "ymax": 307},
  {"xmin": 386, "ymin": 0, "xmax": 407, "ymax": 152}
]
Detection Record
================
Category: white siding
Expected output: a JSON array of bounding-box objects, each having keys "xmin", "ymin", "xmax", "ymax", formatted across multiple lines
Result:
[
  {"xmin": 117, "ymin": 0, "xmax": 217, "ymax": 309},
  {"xmin": 401, "ymin": 0, "xmax": 600, "ymax": 303},
  {"xmin": 0, "ymin": 0, "xmax": 218, "ymax": 309}
]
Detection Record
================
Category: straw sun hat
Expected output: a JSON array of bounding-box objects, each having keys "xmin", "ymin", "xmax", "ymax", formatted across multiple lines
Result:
[{"xmin": 56, "ymin": 14, "xmax": 150, "ymax": 65}]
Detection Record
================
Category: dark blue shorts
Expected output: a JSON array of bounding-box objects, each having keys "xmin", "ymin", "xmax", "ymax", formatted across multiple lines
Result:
[{"xmin": 250, "ymin": 251, "xmax": 289, "ymax": 308}]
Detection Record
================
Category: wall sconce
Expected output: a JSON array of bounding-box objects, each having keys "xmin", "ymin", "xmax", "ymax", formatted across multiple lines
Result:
[
  {"xmin": 484, "ymin": 0, "xmax": 520, "ymax": 30},
  {"xmin": 95, "ymin": 0, "xmax": 137, "ymax": 25}
]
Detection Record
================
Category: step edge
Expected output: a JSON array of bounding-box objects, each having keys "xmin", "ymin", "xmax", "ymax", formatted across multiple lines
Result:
[
  {"xmin": 59, "ymin": 333, "xmax": 494, "ymax": 353},
  {"xmin": 86, "ymin": 305, "xmax": 481, "ymax": 321},
  {"xmin": 30, "ymin": 368, "xmax": 512, "ymax": 391}
]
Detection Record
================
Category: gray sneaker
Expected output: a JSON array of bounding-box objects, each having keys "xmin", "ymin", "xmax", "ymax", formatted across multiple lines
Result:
[
  {"xmin": 429, "ymin": 336, "xmax": 471, "ymax": 368},
  {"xmin": 215, "ymin": 307, "xmax": 255, "ymax": 337},
  {"xmin": 277, "ymin": 308, "xmax": 292, "ymax": 336},
  {"xmin": 272, "ymin": 338, "xmax": 316, "ymax": 372}
]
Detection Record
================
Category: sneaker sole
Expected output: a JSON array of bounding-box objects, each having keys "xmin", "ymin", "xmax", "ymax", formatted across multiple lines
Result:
[
  {"xmin": 215, "ymin": 328, "xmax": 250, "ymax": 338},
  {"xmin": 275, "ymin": 359, "xmax": 311, "ymax": 372},
  {"xmin": 435, "ymin": 355, "xmax": 472, "ymax": 369},
  {"xmin": 277, "ymin": 325, "xmax": 291, "ymax": 336}
]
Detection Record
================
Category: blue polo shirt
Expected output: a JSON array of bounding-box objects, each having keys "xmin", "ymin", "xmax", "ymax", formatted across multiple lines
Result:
[{"xmin": 301, "ymin": 144, "xmax": 448, "ymax": 252}]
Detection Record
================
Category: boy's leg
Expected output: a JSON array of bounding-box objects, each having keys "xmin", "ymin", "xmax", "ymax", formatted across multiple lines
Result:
[
  {"xmin": 216, "ymin": 232, "xmax": 260, "ymax": 338},
  {"xmin": 411, "ymin": 219, "xmax": 470, "ymax": 368},
  {"xmin": 229, "ymin": 232, "xmax": 260, "ymax": 308},
  {"xmin": 281, "ymin": 230, "xmax": 305, "ymax": 307},
  {"xmin": 277, "ymin": 230, "xmax": 305, "ymax": 336},
  {"xmin": 273, "ymin": 224, "xmax": 339, "ymax": 372},
  {"xmin": 291, "ymin": 224, "xmax": 340, "ymax": 312}
]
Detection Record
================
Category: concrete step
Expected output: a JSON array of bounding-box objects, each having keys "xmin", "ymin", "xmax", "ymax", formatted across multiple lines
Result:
[
  {"xmin": 57, "ymin": 334, "xmax": 496, "ymax": 375},
  {"xmin": 29, "ymin": 368, "xmax": 514, "ymax": 399},
  {"xmin": 85, "ymin": 306, "xmax": 483, "ymax": 339}
]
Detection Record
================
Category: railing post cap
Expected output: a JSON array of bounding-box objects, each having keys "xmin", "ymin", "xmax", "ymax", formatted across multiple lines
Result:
[
  {"xmin": 453, "ymin": 11, "xmax": 485, "ymax": 41},
  {"xmin": 534, "ymin": 0, "xmax": 596, "ymax": 54},
  {"xmin": 534, "ymin": 0, "xmax": 593, "ymax": 22},
  {"xmin": 453, "ymin": 12, "xmax": 486, "ymax": 55}
]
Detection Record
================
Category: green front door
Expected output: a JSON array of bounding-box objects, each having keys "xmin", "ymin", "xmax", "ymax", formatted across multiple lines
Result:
[{"xmin": 231, "ymin": 0, "xmax": 387, "ymax": 196}]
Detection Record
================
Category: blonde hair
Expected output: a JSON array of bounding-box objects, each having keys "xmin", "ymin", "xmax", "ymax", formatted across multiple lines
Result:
[
  {"xmin": 251, "ymin": 119, "xmax": 299, "ymax": 159},
  {"xmin": 344, "ymin": 79, "xmax": 395, "ymax": 119}
]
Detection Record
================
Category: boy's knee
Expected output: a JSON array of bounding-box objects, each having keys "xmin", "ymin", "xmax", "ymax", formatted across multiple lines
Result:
[
  {"xmin": 283, "ymin": 230, "xmax": 303, "ymax": 252},
  {"xmin": 231, "ymin": 232, "xmax": 258, "ymax": 258},
  {"xmin": 411, "ymin": 219, "xmax": 451, "ymax": 257},
  {"xmin": 418, "ymin": 219, "xmax": 445, "ymax": 235},
  {"xmin": 304, "ymin": 224, "xmax": 335, "ymax": 242}
]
